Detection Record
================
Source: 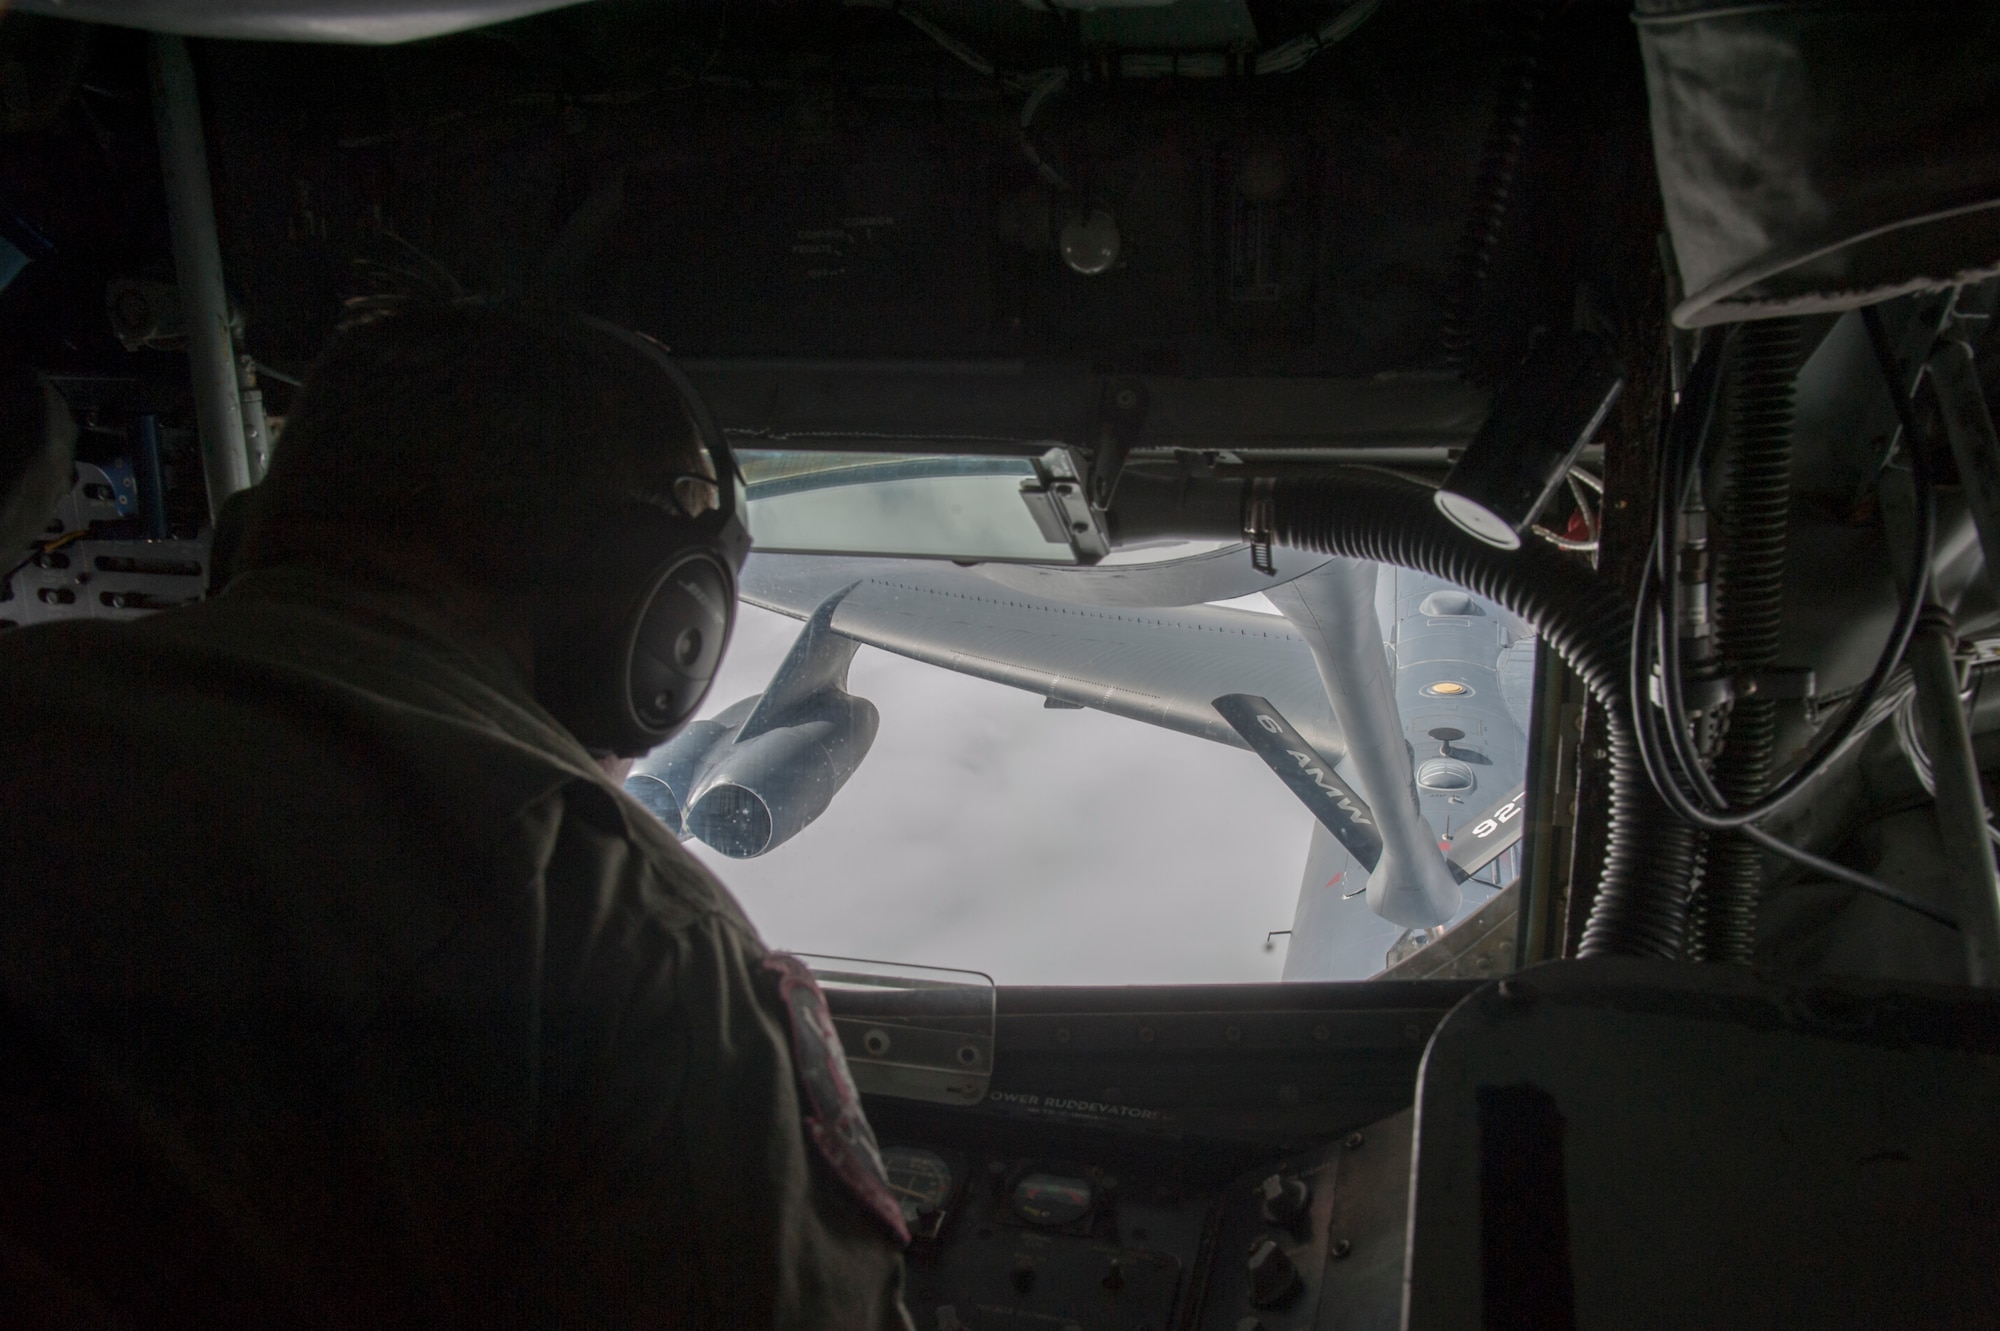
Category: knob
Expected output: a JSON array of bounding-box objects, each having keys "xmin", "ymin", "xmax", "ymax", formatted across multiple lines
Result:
[
  {"xmin": 1259, "ymin": 1173, "xmax": 1311, "ymax": 1229},
  {"xmin": 1246, "ymin": 1238, "xmax": 1300, "ymax": 1308}
]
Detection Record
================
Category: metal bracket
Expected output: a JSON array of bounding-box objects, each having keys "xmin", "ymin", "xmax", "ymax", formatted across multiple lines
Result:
[
  {"xmin": 1019, "ymin": 446, "xmax": 1111, "ymax": 564},
  {"xmin": 1740, "ymin": 665, "xmax": 1817, "ymax": 701},
  {"xmin": 1088, "ymin": 377, "xmax": 1148, "ymax": 511}
]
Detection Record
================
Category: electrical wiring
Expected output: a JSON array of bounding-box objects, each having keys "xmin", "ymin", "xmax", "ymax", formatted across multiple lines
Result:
[
  {"xmin": 844, "ymin": 0, "xmax": 1387, "ymax": 205},
  {"xmin": 1654, "ymin": 313, "xmax": 1933, "ymax": 826},
  {"xmin": 1254, "ymin": 0, "xmax": 1384, "ymax": 75},
  {"xmin": 1112, "ymin": 53, "xmax": 1231, "ymax": 79},
  {"xmin": 849, "ymin": 0, "xmax": 1381, "ymax": 86},
  {"xmin": 1893, "ymin": 668, "xmax": 2000, "ymax": 846},
  {"xmin": 1529, "ymin": 469, "xmax": 1602, "ymax": 553},
  {"xmin": 1526, "ymin": 464, "xmax": 1603, "ymax": 552},
  {"xmin": 1531, "ymin": 525, "xmax": 1597, "ymax": 553},
  {"xmin": 1633, "ymin": 618, "xmax": 1959, "ymax": 927},
  {"xmin": 1626, "ymin": 315, "xmax": 1961, "ymax": 929},
  {"xmin": 1018, "ymin": 67, "xmax": 1070, "ymax": 189},
  {"xmin": 2, "ymin": 525, "xmax": 95, "ymax": 589},
  {"xmin": 1569, "ymin": 475, "xmax": 1598, "ymax": 535},
  {"xmin": 844, "ymin": 0, "xmax": 994, "ymax": 77}
]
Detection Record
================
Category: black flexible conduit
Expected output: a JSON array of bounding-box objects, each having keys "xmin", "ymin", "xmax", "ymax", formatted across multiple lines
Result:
[
  {"xmin": 1257, "ymin": 471, "xmax": 1694, "ymax": 959},
  {"xmin": 1440, "ymin": 0, "xmax": 1550, "ymax": 378},
  {"xmin": 1696, "ymin": 318, "xmax": 1803, "ymax": 963}
]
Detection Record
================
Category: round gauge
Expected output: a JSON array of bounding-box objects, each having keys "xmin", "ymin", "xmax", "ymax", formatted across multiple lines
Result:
[
  {"xmin": 881, "ymin": 1146, "xmax": 954, "ymax": 1224},
  {"xmin": 1010, "ymin": 1171, "xmax": 1094, "ymax": 1227}
]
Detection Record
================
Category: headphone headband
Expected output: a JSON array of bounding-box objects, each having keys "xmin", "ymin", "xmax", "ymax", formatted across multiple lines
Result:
[
  {"xmin": 575, "ymin": 317, "xmax": 750, "ymax": 575},
  {"xmin": 532, "ymin": 317, "xmax": 749, "ymax": 757}
]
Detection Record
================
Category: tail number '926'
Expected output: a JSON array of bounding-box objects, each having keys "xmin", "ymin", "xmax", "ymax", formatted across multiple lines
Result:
[{"xmin": 1471, "ymin": 799, "xmax": 1523, "ymax": 840}]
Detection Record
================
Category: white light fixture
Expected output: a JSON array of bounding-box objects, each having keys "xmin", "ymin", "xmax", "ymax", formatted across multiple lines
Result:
[{"xmin": 1435, "ymin": 330, "xmax": 1624, "ymax": 550}]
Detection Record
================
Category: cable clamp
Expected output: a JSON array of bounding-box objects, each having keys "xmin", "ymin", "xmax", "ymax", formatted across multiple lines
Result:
[
  {"xmin": 1245, "ymin": 477, "xmax": 1276, "ymax": 576},
  {"xmin": 1737, "ymin": 666, "xmax": 1817, "ymax": 701}
]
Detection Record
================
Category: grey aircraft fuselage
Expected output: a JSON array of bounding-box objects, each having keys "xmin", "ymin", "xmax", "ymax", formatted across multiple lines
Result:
[{"xmin": 1280, "ymin": 566, "xmax": 1532, "ymax": 979}]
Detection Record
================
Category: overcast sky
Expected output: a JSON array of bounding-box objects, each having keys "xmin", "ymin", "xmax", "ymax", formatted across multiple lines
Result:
[{"xmin": 683, "ymin": 598, "xmax": 1320, "ymax": 987}]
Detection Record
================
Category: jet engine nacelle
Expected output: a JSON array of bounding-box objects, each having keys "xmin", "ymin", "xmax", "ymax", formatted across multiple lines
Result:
[
  {"xmin": 684, "ymin": 689, "xmax": 879, "ymax": 857},
  {"xmin": 624, "ymin": 697, "xmax": 756, "ymax": 839},
  {"xmin": 627, "ymin": 584, "xmax": 877, "ymax": 857}
]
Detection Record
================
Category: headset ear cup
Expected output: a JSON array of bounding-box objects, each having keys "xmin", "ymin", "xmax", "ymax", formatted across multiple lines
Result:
[
  {"xmin": 628, "ymin": 550, "xmax": 734, "ymax": 732},
  {"xmin": 533, "ymin": 511, "xmax": 736, "ymax": 756}
]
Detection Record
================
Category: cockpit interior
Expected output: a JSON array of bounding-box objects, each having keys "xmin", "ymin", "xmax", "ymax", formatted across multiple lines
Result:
[{"xmin": 3, "ymin": 1, "xmax": 1998, "ymax": 1325}]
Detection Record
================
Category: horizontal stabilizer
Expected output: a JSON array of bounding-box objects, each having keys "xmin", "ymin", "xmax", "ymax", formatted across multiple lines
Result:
[{"xmin": 1215, "ymin": 693, "xmax": 1383, "ymax": 871}]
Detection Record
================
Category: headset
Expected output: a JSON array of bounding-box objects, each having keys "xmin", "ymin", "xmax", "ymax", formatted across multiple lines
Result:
[{"xmin": 530, "ymin": 321, "xmax": 751, "ymax": 758}]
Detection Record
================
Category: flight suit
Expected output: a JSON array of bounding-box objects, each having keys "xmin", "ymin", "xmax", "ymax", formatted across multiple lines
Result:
[{"xmin": 0, "ymin": 565, "xmax": 914, "ymax": 1329}]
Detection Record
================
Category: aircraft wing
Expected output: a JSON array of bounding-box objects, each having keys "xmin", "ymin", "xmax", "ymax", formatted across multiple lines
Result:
[{"xmin": 739, "ymin": 552, "xmax": 1346, "ymax": 761}]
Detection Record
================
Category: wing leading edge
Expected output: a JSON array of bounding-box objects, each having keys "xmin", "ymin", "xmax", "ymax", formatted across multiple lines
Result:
[{"xmin": 740, "ymin": 552, "xmax": 1348, "ymax": 761}]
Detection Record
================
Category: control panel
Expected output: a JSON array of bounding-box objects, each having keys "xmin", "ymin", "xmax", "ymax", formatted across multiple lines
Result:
[
  {"xmin": 824, "ymin": 963, "xmax": 1466, "ymax": 1329},
  {"xmin": 872, "ymin": 1126, "xmax": 1391, "ymax": 1331}
]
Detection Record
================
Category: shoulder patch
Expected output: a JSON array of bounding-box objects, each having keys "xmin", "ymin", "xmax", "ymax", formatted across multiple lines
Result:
[{"xmin": 763, "ymin": 953, "xmax": 910, "ymax": 1245}]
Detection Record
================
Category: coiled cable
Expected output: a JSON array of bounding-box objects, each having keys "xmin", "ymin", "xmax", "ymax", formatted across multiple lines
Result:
[
  {"xmin": 1440, "ymin": 0, "xmax": 1550, "ymax": 378},
  {"xmin": 1631, "ymin": 314, "xmax": 1961, "ymax": 931},
  {"xmin": 1894, "ymin": 664, "xmax": 2000, "ymax": 846},
  {"xmin": 1698, "ymin": 317, "xmax": 1804, "ymax": 962}
]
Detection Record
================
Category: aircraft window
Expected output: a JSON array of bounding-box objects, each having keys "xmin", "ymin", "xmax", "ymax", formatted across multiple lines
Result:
[
  {"xmin": 635, "ymin": 556, "xmax": 1531, "ymax": 984},
  {"xmin": 740, "ymin": 449, "xmax": 1079, "ymax": 564}
]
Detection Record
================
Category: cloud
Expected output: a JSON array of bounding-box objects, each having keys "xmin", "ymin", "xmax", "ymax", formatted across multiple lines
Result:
[{"xmin": 686, "ymin": 603, "xmax": 1317, "ymax": 985}]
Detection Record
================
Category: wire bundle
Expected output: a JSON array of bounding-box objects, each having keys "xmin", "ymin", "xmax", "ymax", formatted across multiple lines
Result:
[
  {"xmin": 1440, "ymin": 0, "xmax": 1550, "ymax": 378},
  {"xmin": 1629, "ymin": 309, "xmax": 1961, "ymax": 932},
  {"xmin": 1694, "ymin": 318, "xmax": 1804, "ymax": 962}
]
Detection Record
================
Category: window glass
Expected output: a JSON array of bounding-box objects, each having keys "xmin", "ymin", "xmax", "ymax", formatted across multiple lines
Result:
[
  {"xmin": 741, "ymin": 450, "xmax": 1074, "ymax": 562},
  {"xmin": 634, "ymin": 542, "xmax": 1532, "ymax": 984}
]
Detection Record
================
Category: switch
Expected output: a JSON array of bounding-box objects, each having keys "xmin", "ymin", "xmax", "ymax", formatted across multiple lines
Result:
[
  {"xmin": 1010, "ymin": 1256, "xmax": 1036, "ymax": 1294},
  {"xmin": 1259, "ymin": 1173, "xmax": 1311, "ymax": 1230},
  {"xmin": 1102, "ymin": 1258, "xmax": 1125, "ymax": 1292},
  {"xmin": 1246, "ymin": 1237, "xmax": 1301, "ymax": 1308}
]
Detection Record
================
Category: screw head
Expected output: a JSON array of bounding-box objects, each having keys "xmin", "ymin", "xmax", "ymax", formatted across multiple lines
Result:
[
  {"xmin": 1331, "ymin": 1238, "xmax": 1353, "ymax": 1259},
  {"xmin": 1344, "ymin": 1132, "xmax": 1364, "ymax": 1150}
]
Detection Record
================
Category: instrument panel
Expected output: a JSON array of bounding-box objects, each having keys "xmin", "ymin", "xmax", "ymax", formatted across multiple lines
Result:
[
  {"xmin": 878, "ymin": 1128, "xmax": 1383, "ymax": 1331},
  {"xmin": 840, "ymin": 979, "xmax": 1465, "ymax": 1331}
]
